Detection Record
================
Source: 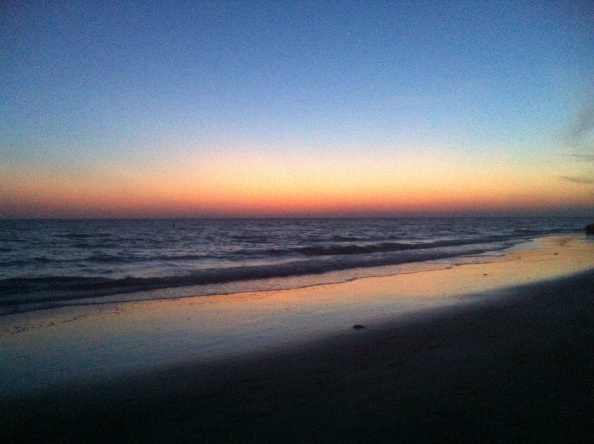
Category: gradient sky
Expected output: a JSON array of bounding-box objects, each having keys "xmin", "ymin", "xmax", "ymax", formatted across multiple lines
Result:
[{"xmin": 1, "ymin": 0, "xmax": 593, "ymax": 217}]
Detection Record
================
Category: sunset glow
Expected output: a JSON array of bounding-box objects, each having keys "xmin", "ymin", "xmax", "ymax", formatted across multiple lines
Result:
[
  {"xmin": 1, "ymin": 1, "xmax": 593, "ymax": 218},
  {"xmin": 4, "ymin": 147, "xmax": 591, "ymax": 217}
]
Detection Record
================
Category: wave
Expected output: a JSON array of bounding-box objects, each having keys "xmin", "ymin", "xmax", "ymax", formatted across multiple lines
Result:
[
  {"xmin": 57, "ymin": 233, "xmax": 95, "ymax": 239},
  {"xmin": 2, "ymin": 217, "xmax": 588, "ymax": 314},
  {"xmin": 514, "ymin": 227, "xmax": 574, "ymax": 236},
  {"xmin": 295, "ymin": 236, "xmax": 507, "ymax": 256},
  {"xmin": 0, "ymin": 240, "xmax": 513, "ymax": 308},
  {"xmin": 2, "ymin": 236, "xmax": 512, "ymax": 269}
]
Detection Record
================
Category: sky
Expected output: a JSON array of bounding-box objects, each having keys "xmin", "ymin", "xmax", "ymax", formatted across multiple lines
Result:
[{"xmin": 1, "ymin": 0, "xmax": 593, "ymax": 218}]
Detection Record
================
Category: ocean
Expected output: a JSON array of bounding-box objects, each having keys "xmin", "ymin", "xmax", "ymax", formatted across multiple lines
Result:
[{"xmin": 0, "ymin": 217, "xmax": 589, "ymax": 315}]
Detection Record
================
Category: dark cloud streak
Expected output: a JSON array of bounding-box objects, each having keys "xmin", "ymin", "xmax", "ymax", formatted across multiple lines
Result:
[
  {"xmin": 569, "ymin": 153, "xmax": 594, "ymax": 162},
  {"xmin": 559, "ymin": 175, "xmax": 594, "ymax": 185},
  {"xmin": 565, "ymin": 99, "xmax": 594, "ymax": 150}
]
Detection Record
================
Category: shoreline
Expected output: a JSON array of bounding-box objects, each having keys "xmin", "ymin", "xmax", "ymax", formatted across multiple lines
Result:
[
  {"xmin": 2, "ymin": 235, "xmax": 594, "ymax": 441},
  {"xmin": 0, "ymin": 229, "xmax": 571, "ymax": 318},
  {"xmin": 0, "ymin": 239, "xmax": 514, "ymax": 318}
]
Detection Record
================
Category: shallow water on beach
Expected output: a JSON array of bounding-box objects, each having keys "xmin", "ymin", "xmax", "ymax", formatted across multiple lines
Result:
[{"xmin": 0, "ymin": 217, "xmax": 589, "ymax": 313}]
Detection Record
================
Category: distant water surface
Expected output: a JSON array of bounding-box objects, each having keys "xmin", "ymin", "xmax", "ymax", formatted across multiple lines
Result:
[{"xmin": 0, "ymin": 218, "xmax": 589, "ymax": 314}]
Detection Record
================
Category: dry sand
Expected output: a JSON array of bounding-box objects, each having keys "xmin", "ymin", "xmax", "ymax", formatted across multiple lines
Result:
[{"xmin": 1, "ymin": 235, "xmax": 593, "ymax": 442}]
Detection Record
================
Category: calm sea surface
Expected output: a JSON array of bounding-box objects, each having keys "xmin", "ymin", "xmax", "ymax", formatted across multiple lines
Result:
[{"xmin": 0, "ymin": 218, "xmax": 589, "ymax": 314}]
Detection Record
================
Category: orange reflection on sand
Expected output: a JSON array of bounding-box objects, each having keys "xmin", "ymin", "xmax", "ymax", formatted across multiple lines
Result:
[{"xmin": 98, "ymin": 236, "xmax": 594, "ymax": 333}]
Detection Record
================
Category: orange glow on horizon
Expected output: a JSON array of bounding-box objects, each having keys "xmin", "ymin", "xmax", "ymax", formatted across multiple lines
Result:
[{"xmin": 2, "ymin": 148, "xmax": 593, "ymax": 218}]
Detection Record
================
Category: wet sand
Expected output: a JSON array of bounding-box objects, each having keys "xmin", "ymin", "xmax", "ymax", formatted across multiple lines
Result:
[{"xmin": 1, "ymin": 236, "xmax": 593, "ymax": 442}]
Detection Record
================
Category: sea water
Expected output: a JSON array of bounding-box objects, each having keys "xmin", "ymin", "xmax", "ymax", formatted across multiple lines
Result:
[{"xmin": 0, "ymin": 217, "xmax": 589, "ymax": 314}]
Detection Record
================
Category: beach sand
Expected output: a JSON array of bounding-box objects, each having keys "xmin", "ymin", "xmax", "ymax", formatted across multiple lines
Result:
[{"xmin": 1, "ymin": 236, "xmax": 593, "ymax": 442}]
